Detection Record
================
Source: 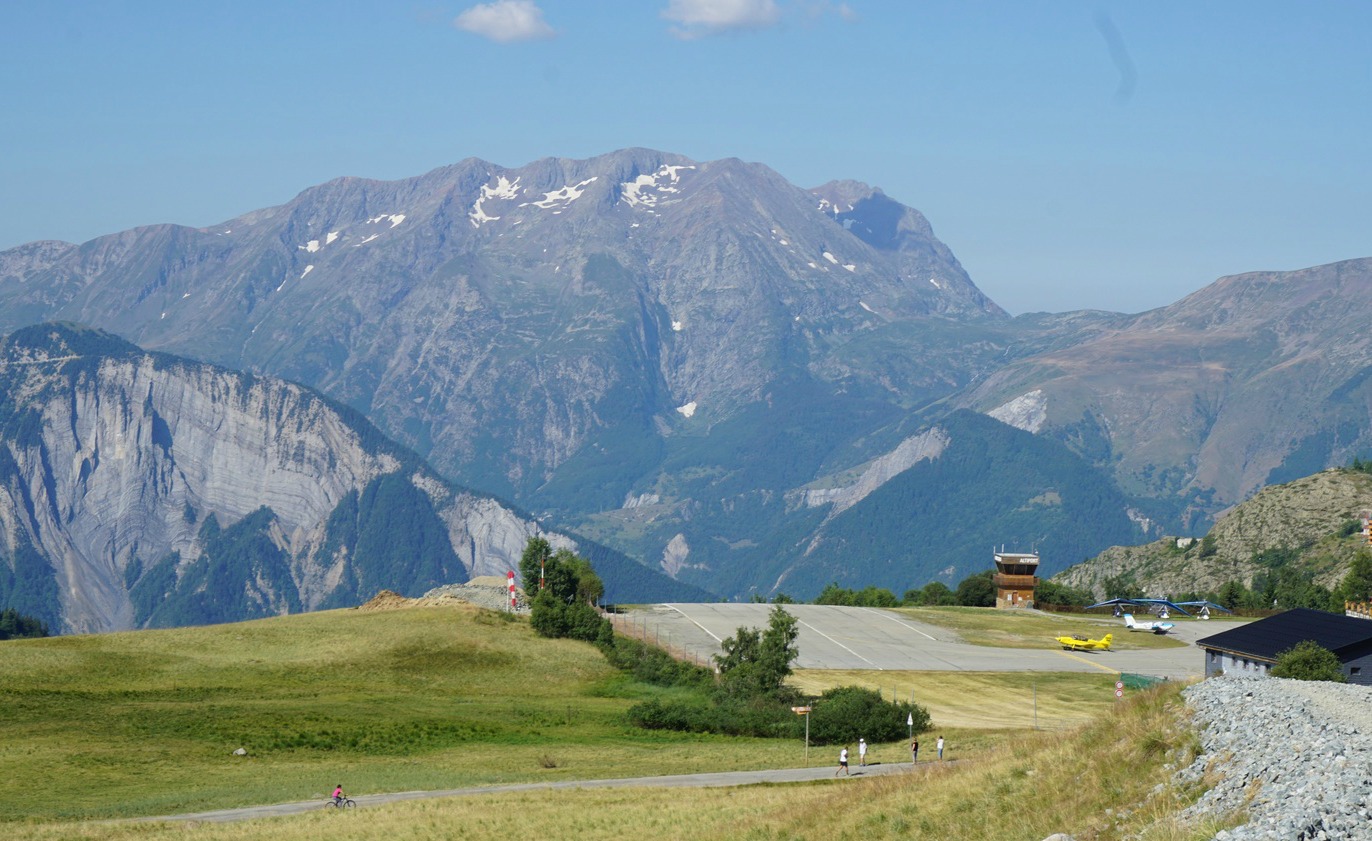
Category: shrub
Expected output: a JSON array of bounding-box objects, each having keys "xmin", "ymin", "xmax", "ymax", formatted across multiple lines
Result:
[
  {"xmin": 1270, "ymin": 640, "xmax": 1347, "ymax": 682},
  {"xmin": 807, "ymin": 686, "xmax": 930, "ymax": 745}
]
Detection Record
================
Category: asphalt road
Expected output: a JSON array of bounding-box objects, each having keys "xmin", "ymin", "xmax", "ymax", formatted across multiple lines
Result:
[{"xmin": 614, "ymin": 604, "xmax": 1221, "ymax": 679}]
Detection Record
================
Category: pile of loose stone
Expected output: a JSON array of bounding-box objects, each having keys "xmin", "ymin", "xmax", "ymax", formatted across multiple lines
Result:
[
  {"xmin": 423, "ymin": 576, "xmax": 529, "ymax": 612},
  {"xmin": 1177, "ymin": 676, "xmax": 1372, "ymax": 840}
]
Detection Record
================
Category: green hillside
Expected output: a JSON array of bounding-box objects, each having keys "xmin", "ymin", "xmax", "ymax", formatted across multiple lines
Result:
[
  {"xmin": 784, "ymin": 410, "xmax": 1144, "ymax": 594},
  {"xmin": 0, "ymin": 602, "xmax": 796, "ymax": 822},
  {"xmin": 1055, "ymin": 466, "xmax": 1372, "ymax": 600}
]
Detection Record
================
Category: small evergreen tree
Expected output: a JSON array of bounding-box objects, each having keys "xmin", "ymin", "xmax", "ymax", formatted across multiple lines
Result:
[{"xmin": 1270, "ymin": 640, "xmax": 1347, "ymax": 682}]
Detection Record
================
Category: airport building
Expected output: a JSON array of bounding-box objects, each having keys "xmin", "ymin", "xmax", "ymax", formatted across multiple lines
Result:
[{"xmin": 1196, "ymin": 607, "xmax": 1372, "ymax": 686}]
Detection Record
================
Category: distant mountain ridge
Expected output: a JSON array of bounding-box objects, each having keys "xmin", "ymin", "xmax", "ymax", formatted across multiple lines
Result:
[
  {"xmin": 0, "ymin": 324, "xmax": 704, "ymax": 632},
  {"xmin": 2, "ymin": 149, "xmax": 1371, "ymax": 601}
]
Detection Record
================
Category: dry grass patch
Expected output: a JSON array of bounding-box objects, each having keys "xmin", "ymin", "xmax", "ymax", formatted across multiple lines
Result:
[
  {"xmin": 897, "ymin": 606, "xmax": 1186, "ymax": 651},
  {"xmin": 788, "ymin": 669, "xmax": 1120, "ymax": 730}
]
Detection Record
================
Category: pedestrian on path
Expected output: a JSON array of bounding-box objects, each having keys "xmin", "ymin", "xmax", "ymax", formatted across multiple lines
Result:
[
  {"xmin": 858, "ymin": 738, "xmax": 867, "ymax": 767},
  {"xmin": 836, "ymin": 746, "xmax": 850, "ymax": 776},
  {"xmin": 911, "ymin": 738, "xmax": 919, "ymax": 764},
  {"xmin": 936, "ymin": 735, "xmax": 945, "ymax": 760}
]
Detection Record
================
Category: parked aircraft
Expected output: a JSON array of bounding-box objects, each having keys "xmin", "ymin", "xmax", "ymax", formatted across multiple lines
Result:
[
  {"xmin": 1087, "ymin": 597, "xmax": 1193, "ymax": 618},
  {"xmin": 1175, "ymin": 600, "xmax": 1234, "ymax": 619},
  {"xmin": 1054, "ymin": 632, "xmax": 1113, "ymax": 652},
  {"xmin": 1123, "ymin": 613, "xmax": 1174, "ymax": 634}
]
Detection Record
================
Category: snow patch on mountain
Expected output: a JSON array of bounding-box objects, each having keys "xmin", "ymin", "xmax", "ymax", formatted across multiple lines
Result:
[
  {"xmin": 986, "ymin": 390, "xmax": 1047, "ymax": 433},
  {"xmin": 676, "ymin": 401, "xmax": 697, "ymax": 418},
  {"xmin": 620, "ymin": 165, "xmax": 695, "ymax": 209},
  {"xmin": 325, "ymin": 231, "xmax": 339, "ymax": 245},
  {"xmin": 354, "ymin": 234, "xmax": 379, "ymax": 246},
  {"xmin": 522, "ymin": 177, "xmax": 598, "ymax": 211},
  {"xmin": 470, "ymin": 176, "xmax": 522, "ymax": 228},
  {"xmin": 367, "ymin": 214, "xmax": 406, "ymax": 228},
  {"xmin": 300, "ymin": 240, "xmax": 320, "ymax": 253}
]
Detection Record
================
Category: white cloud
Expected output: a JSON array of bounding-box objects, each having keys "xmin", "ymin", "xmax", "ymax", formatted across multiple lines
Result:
[
  {"xmin": 454, "ymin": 0, "xmax": 555, "ymax": 43},
  {"xmin": 662, "ymin": 0, "xmax": 781, "ymax": 38}
]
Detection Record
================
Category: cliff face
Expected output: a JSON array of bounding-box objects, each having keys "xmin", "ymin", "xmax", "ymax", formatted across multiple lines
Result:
[{"xmin": 0, "ymin": 324, "xmax": 565, "ymax": 633}]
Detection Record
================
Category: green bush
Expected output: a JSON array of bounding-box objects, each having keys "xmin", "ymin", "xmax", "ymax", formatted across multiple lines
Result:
[
  {"xmin": 1270, "ymin": 640, "xmax": 1347, "ymax": 682},
  {"xmin": 807, "ymin": 685, "xmax": 930, "ymax": 745}
]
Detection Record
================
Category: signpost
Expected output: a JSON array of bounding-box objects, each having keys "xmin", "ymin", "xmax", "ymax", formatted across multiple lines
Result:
[
  {"xmin": 792, "ymin": 706, "xmax": 812, "ymax": 765},
  {"xmin": 1115, "ymin": 680, "xmax": 1124, "ymax": 700},
  {"xmin": 907, "ymin": 711, "xmax": 914, "ymax": 740},
  {"xmin": 508, "ymin": 571, "xmax": 517, "ymax": 612}
]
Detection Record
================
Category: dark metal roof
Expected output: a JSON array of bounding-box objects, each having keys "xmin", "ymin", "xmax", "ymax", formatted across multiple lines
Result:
[{"xmin": 1196, "ymin": 608, "xmax": 1372, "ymax": 661}]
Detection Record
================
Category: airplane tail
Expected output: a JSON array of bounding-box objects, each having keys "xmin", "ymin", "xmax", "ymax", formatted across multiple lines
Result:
[
  {"xmin": 1101, "ymin": 633, "xmax": 1113, "ymax": 648},
  {"xmin": 1123, "ymin": 614, "xmax": 1137, "ymax": 628}
]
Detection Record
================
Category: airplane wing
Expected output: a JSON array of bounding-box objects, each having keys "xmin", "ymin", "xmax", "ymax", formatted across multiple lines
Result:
[{"xmin": 1177, "ymin": 600, "xmax": 1233, "ymax": 614}]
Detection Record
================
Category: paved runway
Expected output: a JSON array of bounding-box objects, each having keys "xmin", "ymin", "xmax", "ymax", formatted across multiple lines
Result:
[{"xmin": 612, "ymin": 604, "xmax": 1213, "ymax": 679}]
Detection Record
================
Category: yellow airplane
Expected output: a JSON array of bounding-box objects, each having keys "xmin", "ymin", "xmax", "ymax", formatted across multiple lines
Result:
[{"xmin": 1054, "ymin": 632, "xmax": 1113, "ymax": 652}]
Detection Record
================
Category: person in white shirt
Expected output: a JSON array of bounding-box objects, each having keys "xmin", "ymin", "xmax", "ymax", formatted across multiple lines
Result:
[
  {"xmin": 835, "ymin": 746, "xmax": 850, "ymax": 776},
  {"xmin": 858, "ymin": 738, "xmax": 867, "ymax": 766},
  {"xmin": 937, "ymin": 735, "xmax": 945, "ymax": 760}
]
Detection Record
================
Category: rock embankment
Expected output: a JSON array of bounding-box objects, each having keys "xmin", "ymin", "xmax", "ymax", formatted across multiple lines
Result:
[{"xmin": 1179, "ymin": 677, "xmax": 1372, "ymax": 839}]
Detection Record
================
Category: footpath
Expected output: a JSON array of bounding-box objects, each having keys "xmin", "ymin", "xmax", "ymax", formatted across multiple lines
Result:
[{"xmin": 138, "ymin": 761, "xmax": 925, "ymax": 824}]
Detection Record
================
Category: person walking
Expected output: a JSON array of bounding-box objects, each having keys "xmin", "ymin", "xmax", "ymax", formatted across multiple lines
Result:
[
  {"xmin": 858, "ymin": 738, "xmax": 868, "ymax": 767},
  {"xmin": 911, "ymin": 737, "xmax": 919, "ymax": 764},
  {"xmin": 836, "ymin": 746, "xmax": 850, "ymax": 776},
  {"xmin": 936, "ymin": 735, "xmax": 945, "ymax": 761}
]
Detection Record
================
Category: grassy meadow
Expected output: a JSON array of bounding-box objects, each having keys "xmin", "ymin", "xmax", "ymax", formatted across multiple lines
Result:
[
  {"xmin": 0, "ymin": 603, "xmax": 807, "ymax": 822},
  {"xmin": 0, "ymin": 600, "xmax": 1231, "ymax": 840},
  {"xmin": 4, "ymin": 682, "xmax": 1236, "ymax": 841}
]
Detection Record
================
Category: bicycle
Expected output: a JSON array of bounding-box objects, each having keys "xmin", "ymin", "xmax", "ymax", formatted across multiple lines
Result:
[{"xmin": 325, "ymin": 797, "xmax": 356, "ymax": 809}]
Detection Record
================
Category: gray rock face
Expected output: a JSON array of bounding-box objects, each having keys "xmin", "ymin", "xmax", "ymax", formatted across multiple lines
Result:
[{"xmin": 0, "ymin": 325, "xmax": 567, "ymax": 633}]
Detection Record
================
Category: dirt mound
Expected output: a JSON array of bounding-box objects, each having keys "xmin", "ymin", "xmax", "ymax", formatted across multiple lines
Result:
[{"xmin": 358, "ymin": 590, "xmax": 415, "ymax": 611}]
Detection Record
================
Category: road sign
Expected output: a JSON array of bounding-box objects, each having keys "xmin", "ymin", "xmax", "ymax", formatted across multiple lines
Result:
[
  {"xmin": 791, "ymin": 706, "xmax": 812, "ymax": 714},
  {"xmin": 1115, "ymin": 688, "xmax": 1124, "ymax": 698},
  {"xmin": 1115, "ymin": 681, "xmax": 1124, "ymax": 690},
  {"xmin": 907, "ymin": 713, "xmax": 913, "ymax": 726}
]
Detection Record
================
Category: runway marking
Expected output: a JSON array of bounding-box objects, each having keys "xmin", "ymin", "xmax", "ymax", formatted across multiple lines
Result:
[
  {"xmin": 1056, "ymin": 650, "xmax": 1121, "ymax": 674},
  {"xmin": 659, "ymin": 604, "xmax": 723, "ymax": 643},
  {"xmin": 863, "ymin": 607, "xmax": 937, "ymax": 641},
  {"xmin": 797, "ymin": 616, "xmax": 881, "ymax": 669}
]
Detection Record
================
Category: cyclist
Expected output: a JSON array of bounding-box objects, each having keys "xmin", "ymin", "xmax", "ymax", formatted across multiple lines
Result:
[{"xmin": 332, "ymin": 784, "xmax": 345, "ymax": 806}]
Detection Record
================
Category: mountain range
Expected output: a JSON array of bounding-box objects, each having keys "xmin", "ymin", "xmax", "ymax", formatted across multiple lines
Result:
[{"xmin": 2, "ymin": 147, "xmax": 1371, "ymax": 616}]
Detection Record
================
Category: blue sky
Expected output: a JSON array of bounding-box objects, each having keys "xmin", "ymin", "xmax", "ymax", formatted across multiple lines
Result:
[{"xmin": 2, "ymin": 1, "xmax": 1368, "ymax": 314}]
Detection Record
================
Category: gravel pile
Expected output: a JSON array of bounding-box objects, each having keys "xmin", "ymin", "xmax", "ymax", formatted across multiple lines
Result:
[
  {"xmin": 1179, "ymin": 676, "xmax": 1372, "ymax": 839},
  {"xmin": 423, "ymin": 576, "xmax": 528, "ymax": 613}
]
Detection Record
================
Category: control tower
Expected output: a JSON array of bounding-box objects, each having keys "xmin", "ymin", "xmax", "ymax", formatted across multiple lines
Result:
[{"xmin": 993, "ymin": 551, "xmax": 1040, "ymax": 609}]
